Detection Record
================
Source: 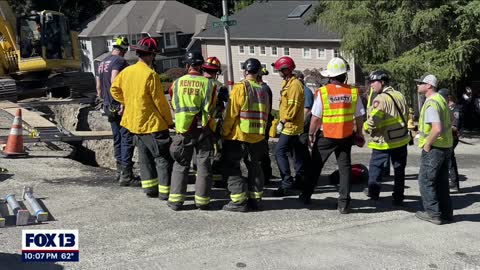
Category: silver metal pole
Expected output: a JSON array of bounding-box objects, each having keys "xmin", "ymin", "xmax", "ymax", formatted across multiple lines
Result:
[
  {"xmin": 23, "ymin": 187, "xmax": 48, "ymax": 222},
  {"xmin": 222, "ymin": 0, "xmax": 234, "ymax": 91},
  {"xmin": 5, "ymin": 193, "xmax": 29, "ymax": 225}
]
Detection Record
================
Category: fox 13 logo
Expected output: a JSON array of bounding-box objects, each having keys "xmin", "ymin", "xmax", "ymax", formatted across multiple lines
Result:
[{"xmin": 22, "ymin": 230, "xmax": 79, "ymax": 262}]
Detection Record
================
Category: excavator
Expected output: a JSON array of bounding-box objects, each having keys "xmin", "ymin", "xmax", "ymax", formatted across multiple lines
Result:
[{"xmin": 0, "ymin": 2, "xmax": 95, "ymax": 101}]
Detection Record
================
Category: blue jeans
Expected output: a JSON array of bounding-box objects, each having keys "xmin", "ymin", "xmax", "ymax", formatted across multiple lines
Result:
[
  {"xmin": 275, "ymin": 134, "xmax": 308, "ymax": 189},
  {"xmin": 110, "ymin": 118, "xmax": 134, "ymax": 167},
  {"xmin": 368, "ymin": 145, "xmax": 407, "ymax": 201},
  {"xmin": 418, "ymin": 147, "xmax": 453, "ymax": 218}
]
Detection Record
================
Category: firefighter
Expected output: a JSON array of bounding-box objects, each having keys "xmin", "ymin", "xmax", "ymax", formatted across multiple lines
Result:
[
  {"xmin": 367, "ymin": 86, "xmax": 391, "ymax": 177},
  {"xmin": 168, "ymin": 50, "xmax": 217, "ymax": 211},
  {"xmin": 222, "ymin": 58, "xmax": 270, "ymax": 212},
  {"xmin": 96, "ymin": 37, "xmax": 140, "ymax": 186},
  {"xmin": 110, "ymin": 37, "xmax": 174, "ymax": 198},
  {"xmin": 272, "ymin": 56, "xmax": 307, "ymax": 196},
  {"xmin": 96, "ymin": 37, "xmax": 138, "ymax": 186},
  {"xmin": 300, "ymin": 57, "xmax": 365, "ymax": 214},
  {"xmin": 202, "ymin": 56, "xmax": 229, "ymax": 187},
  {"xmin": 363, "ymin": 71, "xmax": 411, "ymax": 205}
]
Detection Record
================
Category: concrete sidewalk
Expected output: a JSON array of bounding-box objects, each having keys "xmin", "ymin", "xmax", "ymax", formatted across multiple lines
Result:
[{"xmin": 0, "ymin": 139, "xmax": 479, "ymax": 270}]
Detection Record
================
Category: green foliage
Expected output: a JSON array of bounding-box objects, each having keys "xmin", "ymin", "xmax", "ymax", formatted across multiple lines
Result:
[
  {"xmin": 314, "ymin": 0, "xmax": 480, "ymax": 99},
  {"xmin": 158, "ymin": 73, "xmax": 172, "ymax": 83}
]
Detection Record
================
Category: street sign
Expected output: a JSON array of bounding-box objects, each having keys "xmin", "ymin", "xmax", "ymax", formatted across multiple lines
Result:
[
  {"xmin": 212, "ymin": 21, "xmax": 223, "ymax": 28},
  {"xmin": 212, "ymin": 20, "xmax": 237, "ymax": 28}
]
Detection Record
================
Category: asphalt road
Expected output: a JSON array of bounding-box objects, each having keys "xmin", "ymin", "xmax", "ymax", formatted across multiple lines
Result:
[{"xmin": 0, "ymin": 136, "xmax": 479, "ymax": 270}]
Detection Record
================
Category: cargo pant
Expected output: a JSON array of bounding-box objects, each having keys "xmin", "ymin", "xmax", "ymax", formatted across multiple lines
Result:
[
  {"xmin": 135, "ymin": 130, "xmax": 173, "ymax": 199},
  {"xmin": 169, "ymin": 129, "xmax": 213, "ymax": 206},
  {"xmin": 223, "ymin": 140, "xmax": 266, "ymax": 206}
]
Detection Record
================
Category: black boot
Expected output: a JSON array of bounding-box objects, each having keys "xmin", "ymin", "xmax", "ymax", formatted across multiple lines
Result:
[{"xmin": 119, "ymin": 165, "xmax": 140, "ymax": 187}]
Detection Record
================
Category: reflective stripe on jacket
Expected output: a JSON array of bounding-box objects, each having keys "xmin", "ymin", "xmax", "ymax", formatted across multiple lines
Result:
[
  {"xmin": 222, "ymin": 80, "xmax": 265, "ymax": 143},
  {"xmin": 418, "ymin": 93, "xmax": 453, "ymax": 148},
  {"xmin": 364, "ymin": 87, "xmax": 410, "ymax": 150},
  {"xmin": 319, "ymin": 84, "xmax": 357, "ymax": 139},
  {"xmin": 172, "ymin": 74, "xmax": 215, "ymax": 133},
  {"xmin": 239, "ymin": 80, "xmax": 270, "ymax": 134}
]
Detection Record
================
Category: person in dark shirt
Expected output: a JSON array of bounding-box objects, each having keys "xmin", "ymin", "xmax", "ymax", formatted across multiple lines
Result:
[{"xmin": 96, "ymin": 37, "xmax": 137, "ymax": 186}]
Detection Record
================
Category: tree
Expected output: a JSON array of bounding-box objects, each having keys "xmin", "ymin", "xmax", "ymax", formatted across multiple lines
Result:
[{"xmin": 312, "ymin": 0, "xmax": 480, "ymax": 102}]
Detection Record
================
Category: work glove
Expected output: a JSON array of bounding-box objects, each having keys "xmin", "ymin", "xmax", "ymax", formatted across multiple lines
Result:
[{"xmin": 276, "ymin": 121, "xmax": 284, "ymax": 135}]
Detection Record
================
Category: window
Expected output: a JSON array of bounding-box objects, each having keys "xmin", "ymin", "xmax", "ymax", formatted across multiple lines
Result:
[
  {"xmin": 249, "ymin": 45, "xmax": 255, "ymax": 55},
  {"xmin": 271, "ymin": 46, "xmax": 277, "ymax": 56},
  {"xmin": 303, "ymin": 48, "xmax": 311, "ymax": 58},
  {"xmin": 261, "ymin": 63, "xmax": 267, "ymax": 70},
  {"xmin": 163, "ymin": 58, "xmax": 178, "ymax": 70},
  {"xmin": 284, "ymin": 47, "xmax": 290, "ymax": 56},
  {"xmin": 239, "ymin": 61, "xmax": 245, "ymax": 70},
  {"xmin": 106, "ymin": 39, "xmax": 113, "ymax": 50},
  {"xmin": 260, "ymin": 46, "xmax": 266, "ymax": 55},
  {"xmin": 80, "ymin": 40, "xmax": 87, "ymax": 50},
  {"xmin": 130, "ymin": 33, "xmax": 146, "ymax": 47},
  {"xmin": 164, "ymin": 32, "xmax": 177, "ymax": 49},
  {"xmin": 239, "ymin": 45, "xmax": 245, "ymax": 54},
  {"xmin": 317, "ymin": 48, "xmax": 326, "ymax": 59},
  {"xmin": 334, "ymin": 48, "xmax": 340, "ymax": 57}
]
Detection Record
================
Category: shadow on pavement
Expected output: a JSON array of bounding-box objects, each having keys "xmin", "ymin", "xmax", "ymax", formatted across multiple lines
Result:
[
  {"xmin": 0, "ymin": 253, "xmax": 64, "ymax": 270},
  {"xmin": 454, "ymin": 213, "xmax": 480, "ymax": 223},
  {"xmin": 0, "ymin": 173, "xmax": 14, "ymax": 182}
]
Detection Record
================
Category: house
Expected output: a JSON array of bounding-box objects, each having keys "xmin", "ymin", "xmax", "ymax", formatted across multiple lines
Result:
[
  {"xmin": 195, "ymin": 1, "xmax": 360, "ymax": 109},
  {"xmin": 79, "ymin": 0, "xmax": 218, "ymax": 75}
]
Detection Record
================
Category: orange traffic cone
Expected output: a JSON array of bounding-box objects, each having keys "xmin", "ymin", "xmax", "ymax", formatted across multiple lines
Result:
[{"xmin": 2, "ymin": 108, "xmax": 27, "ymax": 157}]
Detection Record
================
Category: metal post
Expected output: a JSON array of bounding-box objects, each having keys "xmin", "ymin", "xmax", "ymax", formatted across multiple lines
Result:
[
  {"xmin": 5, "ymin": 194, "xmax": 29, "ymax": 226},
  {"xmin": 222, "ymin": 0, "xmax": 234, "ymax": 91},
  {"xmin": 0, "ymin": 211, "xmax": 4, "ymax": 228},
  {"xmin": 23, "ymin": 187, "xmax": 48, "ymax": 222}
]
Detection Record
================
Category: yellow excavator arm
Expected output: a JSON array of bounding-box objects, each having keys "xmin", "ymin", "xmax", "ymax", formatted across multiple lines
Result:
[{"xmin": 0, "ymin": 1, "xmax": 19, "ymax": 75}]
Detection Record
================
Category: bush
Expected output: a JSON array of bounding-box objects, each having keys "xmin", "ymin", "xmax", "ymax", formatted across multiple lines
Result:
[
  {"xmin": 158, "ymin": 73, "xmax": 172, "ymax": 82},
  {"xmin": 165, "ymin": 68, "xmax": 187, "ymax": 81}
]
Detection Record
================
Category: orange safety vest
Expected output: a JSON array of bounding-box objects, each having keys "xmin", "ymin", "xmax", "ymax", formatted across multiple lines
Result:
[{"xmin": 318, "ymin": 84, "xmax": 358, "ymax": 139}]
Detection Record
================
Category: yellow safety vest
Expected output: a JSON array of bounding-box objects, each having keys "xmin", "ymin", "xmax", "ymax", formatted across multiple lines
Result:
[
  {"xmin": 239, "ymin": 80, "xmax": 270, "ymax": 134},
  {"xmin": 365, "ymin": 88, "xmax": 411, "ymax": 150},
  {"xmin": 172, "ymin": 74, "xmax": 214, "ymax": 133},
  {"xmin": 418, "ymin": 93, "xmax": 453, "ymax": 148}
]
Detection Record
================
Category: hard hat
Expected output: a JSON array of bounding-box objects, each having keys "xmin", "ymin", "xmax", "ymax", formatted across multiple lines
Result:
[
  {"xmin": 261, "ymin": 67, "xmax": 269, "ymax": 76},
  {"xmin": 369, "ymin": 70, "xmax": 389, "ymax": 83},
  {"xmin": 272, "ymin": 56, "xmax": 296, "ymax": 72},
  {"xmin": 184, "ymin": 50, "xmax": 204, "ymax": 66},
  {"xmin": 135, "ymin": 37, "xmax": 159, "ymax": 54},
  {"xmin": 243, "ymin": 58, "xmax": 262, "ymax": 73},
  {"xmin": 113, "ymin": 36, "xmax": 129, "ymax": 51},
  {"xmin": 438, "ymin": 88, "xmax": 449, "ymax": 99},
  {"xmin": 320, "ymin": 57, "xmax": 348, "ymax": 78},
  {"xmin": 202, "ymin": 56, "xmax": 221, "ymax": 72}
]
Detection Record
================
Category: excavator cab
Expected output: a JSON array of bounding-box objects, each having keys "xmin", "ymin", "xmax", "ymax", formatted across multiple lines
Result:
[
  {"xmin": 0, "ymin": 2, "xmax": 95, "ymax": 101},
  {"xmin": 17, "ymin": 11, "xmax": 78, "ymax": 71}
]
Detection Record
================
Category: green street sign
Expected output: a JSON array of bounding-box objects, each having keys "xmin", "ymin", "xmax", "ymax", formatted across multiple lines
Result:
[
  {"xmin": 212, "ymin": 20, "xmax": 237, "ymax": 28},
  {"xmin": 227, "ymin": 20, "xmax": 237, "ymax": 26},
  {"xmin": 212, "ymin": 21, "xmax": 223, "ymax": 28}
]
